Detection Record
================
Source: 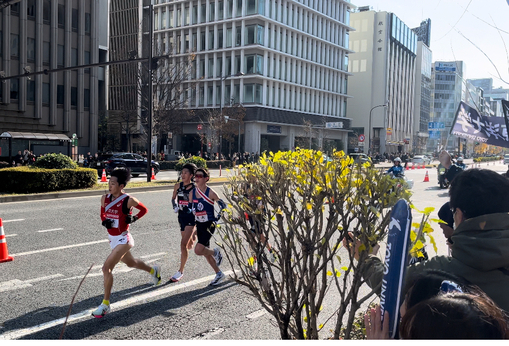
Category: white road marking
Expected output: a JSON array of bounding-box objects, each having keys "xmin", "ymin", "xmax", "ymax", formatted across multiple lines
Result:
[
  {"xmin": 139, "ymin": 252, "xmax": 166, "ymax": 258},
  {"xmin": 3, "ymin": 219, "xmax": 24, "ymax": 223},
  {"xmin": 10, "ymin": 239, "xmax": 108, "ymax": 257},
  {"xmin": 37, "ymin": 228, "xmax": 64, "ymax": 233},
  {"xmin": 0, "ymin": 274, "xmax": 65, "ymax": 293},
  {"xmin": 246, "ymin": 309, "xmax": 268, "ymax": 319},
  {"xmin": 5, "ymin": 234, "xmax": 17, "ymax": 237},
  {"xmin": 0, "ymin": 270, "xmax": 237, "ymax": 340}
]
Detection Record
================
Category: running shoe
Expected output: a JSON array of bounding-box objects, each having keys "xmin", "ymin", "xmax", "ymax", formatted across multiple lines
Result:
[
  {"xmin": 170, "ymin": 270, "xmax": 184, "ymax": 282},
  {"xmin": 209, "ymin": 271, "xmax": 225, "ymax": 286},
  {"xmin": 213, "ymin": 248, "xmax": 223, "ymax": 267},
  {"xmin": 151, "ymin": 265, "xmax": 162, "ymax": 286},
  {"xmin": 91, "ymin": 303, "xmax": 110, "ymax": 318}
]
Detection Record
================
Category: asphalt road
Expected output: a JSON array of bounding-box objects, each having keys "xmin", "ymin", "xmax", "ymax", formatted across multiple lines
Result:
[{"xmin": 0, "ymin": 158, "xmax": 505, "ymax": 340}]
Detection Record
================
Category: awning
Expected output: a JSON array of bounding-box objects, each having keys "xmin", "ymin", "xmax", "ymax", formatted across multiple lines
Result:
[{"xmin": 0, "ymin": 131, "xmax": 71, "ymax": 141}]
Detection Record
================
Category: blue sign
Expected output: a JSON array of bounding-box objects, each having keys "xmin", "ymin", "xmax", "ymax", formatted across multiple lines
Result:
[
  {"xmin": 428, "ymin": 122, "xmax": 445, "ymax": 130},
  {"xmin": 428, "ymin": 130, "xmax": 441, "ymax": 139}
]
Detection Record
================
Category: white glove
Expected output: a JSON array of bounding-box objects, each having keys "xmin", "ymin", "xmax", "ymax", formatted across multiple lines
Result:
[
  {"xmin": 173, "ymin": 206, "xmax": 179, "ymax": 213},
  {"xmin": 192, "ymin": 208, "xmax": 196, "ymax": 215}
]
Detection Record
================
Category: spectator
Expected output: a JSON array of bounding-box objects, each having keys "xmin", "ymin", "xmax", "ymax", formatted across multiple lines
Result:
[
  {"xmin": 438, "ymin": 202, "xmax": 455, "ymax": 252},
  {"xmin": 14, "ymin": 150, "xmax": 23, "ymax": 166},
  {"xmin": 23, "ymin": 149, "xmax": 30, "ymax": 166},
  {"xmin": 351, "ymin": 168, "xmax": 509, "ymax": 312}
]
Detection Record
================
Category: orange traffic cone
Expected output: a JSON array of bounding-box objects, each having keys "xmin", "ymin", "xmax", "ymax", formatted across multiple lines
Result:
[
  {"xmin": 422, "ymin": 164, "xmax": 425, "ymax": 169},
  {"xmin": 411, "ymin": 164, "xmax": 415, "ymax": 169},
  {"xmin": 423, "ymin": 170, "xmax": 430, "ymax": 182},
  {"xmin": 0, "ymin": 218, "xmax": 14, "ymax": 263},
  {"xmin": 101, "ymin": 169, "xmax": 107, "ymax": 182},
  {"xmin": 151, "ymin": 167, "xmax": 156, "ymax": 180}
]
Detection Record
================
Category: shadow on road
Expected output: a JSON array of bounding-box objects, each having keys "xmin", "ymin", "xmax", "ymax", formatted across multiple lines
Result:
[{"xmin": 2, "ymin": 280, "xmax": 235, "ymax": 340}]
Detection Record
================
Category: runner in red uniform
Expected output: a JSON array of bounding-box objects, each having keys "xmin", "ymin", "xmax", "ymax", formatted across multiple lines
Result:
[{"xmin": 92, "ymin": 168, "xmax": 161, "ymax": 318}]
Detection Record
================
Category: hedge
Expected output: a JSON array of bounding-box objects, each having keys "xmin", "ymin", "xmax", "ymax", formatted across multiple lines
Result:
[
  {"xmin": 0, "ymin": 166, "xmax": 97, "ymax": 193},
  {"xmin": 473, "ymin": 156, "xmax": 502, "ymax": 163}
]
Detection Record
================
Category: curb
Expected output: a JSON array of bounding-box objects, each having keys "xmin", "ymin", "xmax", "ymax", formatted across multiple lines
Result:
[{"xmin": 0, "ymin": 178, "xmax": 230, "ymax": 203}]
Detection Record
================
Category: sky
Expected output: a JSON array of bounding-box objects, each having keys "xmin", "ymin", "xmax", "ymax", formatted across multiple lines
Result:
[{"xmin": 353, "ymin": 0, "xmax": 509, "ymax": 89}]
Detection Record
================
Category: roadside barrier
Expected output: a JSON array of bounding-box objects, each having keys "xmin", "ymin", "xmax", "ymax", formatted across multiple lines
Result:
[
  {"xmin": 423, "ymin": 171, "xmax": 429, "ymax": 182},
  {"xmin": 101, "ymin": 169, "xmax": 107, "ymax": 182},
  {"xmin": 151, "ymin": 168, "xmax": 157, "ymax": 180}
]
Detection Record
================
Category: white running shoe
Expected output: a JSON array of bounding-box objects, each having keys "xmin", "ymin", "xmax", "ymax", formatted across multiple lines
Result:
[
  {"xmin": 213, "ymin": 248, "xmax": 223, "ymax": 267},
  {"xmin": 210, "ymin": 271, "xmax": 225, "ymax": 286},
  {"xmin": 151, "ymin": 265, "xmax": 162, "ymax": 285},
  {"xmin": 91, "ymin": 303, "xmax": 110, "ymax": 318},
  {"xmin": 170, "ymin": 270, "xmax": 184, "ymax": 282}
]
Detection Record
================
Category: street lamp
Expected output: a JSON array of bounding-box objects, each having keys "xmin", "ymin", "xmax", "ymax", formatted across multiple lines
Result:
[
  {"xmin": 224, "ymin": 116, "xmax": 241, "ymax": 156},
  {"xmin": 368, "ymin": 101, "xmax": 389, "ymax": 155},
  {"xmin": 219, "ymin": 72, "xmax": 244, "ymax": 158}
]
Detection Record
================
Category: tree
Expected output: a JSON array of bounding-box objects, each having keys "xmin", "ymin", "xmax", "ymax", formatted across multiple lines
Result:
[
  {"xmin": 203, "ymin": 102, "xmax": 245, "ymax": 157},
  {"xmin": 218, "ymin": 149, "xmax": 433, "ymax": 339}
]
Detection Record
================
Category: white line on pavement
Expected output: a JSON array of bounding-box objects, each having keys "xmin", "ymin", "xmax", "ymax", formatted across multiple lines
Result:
[
  {"xmin": 0, "ymin": 274, "xmax": 65, "ymax": 293},
  {"xmin": 37, "ymin": 228, "xmax": 64, "ymax": 233},
  {"xmin": 24, "ymin": 274, "xmax": 65, "ymax": 284},
  {"xmin": 0, "ymin": 270, "xmax": 236, "ymax": 340},
  {"xmin": 10, "ymin": 239, "xmax": 108, "ymax": 257},
  {"xmin": 246, "ymin": 309, "xmax": 268, "ymax": 319},
  {"xmin": 3, "ymin": 219, "xmax": 25, "ymax": 223},
  {"xmin": 5, "ymin": 234, "xmax": 17, "ymax": 237}
]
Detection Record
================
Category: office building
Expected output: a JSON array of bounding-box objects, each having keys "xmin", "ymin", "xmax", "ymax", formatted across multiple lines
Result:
[
  {"xmin": 347, "ymin": 8, "xmax": 417, "ymax": 155},
  {"xmin": 154, "ymin": 0, "xmax": 355, "ymax": 155},
  {"xmin": 0, "ymin": 0, "xmax": 108, "ymax": 158}
]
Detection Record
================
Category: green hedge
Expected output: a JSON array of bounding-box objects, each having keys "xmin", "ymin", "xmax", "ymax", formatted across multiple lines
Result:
[
  {"xmin": 0, "ymin": 166, "xmax": 97, "ymax": 193},
  {"xmin": 473, "ymin": 156, "xmax": 502, "ymax": 163}
]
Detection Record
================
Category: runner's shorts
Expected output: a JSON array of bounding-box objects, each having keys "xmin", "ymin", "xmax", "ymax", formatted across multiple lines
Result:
[
  {"xmin": 178, "ymin": 213, "xmax": 196, "ymax": 232},
  {"xmin": 196, "ymin": 221, "xmax": 216, "ymax": 247},
  {"xmin": 108, "ymin": 231, "xmax": 134, "ymax": 250}
]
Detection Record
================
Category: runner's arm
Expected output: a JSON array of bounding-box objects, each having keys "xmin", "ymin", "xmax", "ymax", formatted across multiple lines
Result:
[
  {"xmin": 127, "ymin": 196, "xmax": 148, "ymax": 220},
  {"xmin": 171, "ymin": 183, "xmax": 179, "ymax": 209},
  {"xmin": 100, "ymin": 195, "xmax": 107, "ymax": 221}
]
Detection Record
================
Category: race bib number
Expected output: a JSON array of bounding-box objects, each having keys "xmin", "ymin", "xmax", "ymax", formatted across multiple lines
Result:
[
  {"xmin": 195, "ymin": 211, "xmax": 208, "ymax": 222},
  {"xmin": 111, "ymin": 218, "xmax": 119, "ymax": 228},
  {"xmin": 179, "ymin": 200, "xmax": 189, "ymax": 210}
]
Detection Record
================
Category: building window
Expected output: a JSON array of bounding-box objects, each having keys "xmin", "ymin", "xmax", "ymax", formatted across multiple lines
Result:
[
  {"xmin": 236, "ymin": 26, "xmax": 241, "ymax": 46},
  {"xmin": 209, "ymin": 2, "xmax": 215, "ymax": 21},
  {"xmin": 71, "ymin": 48, "xmax": 78, "ymax": 66},
  {"xmin": 27, "ymin": 80, "xmax": 36, "ymax": 102},
  {"xmin": 208, "ymin": 30, "xmax": 214, "ymax": 50},
  {"xmin": 169, "ymin": 9, "xmax": 174, "ymax": 27},
  {"xmin": 10, "ymin": 79, "xmax": 19, "ymax": 100},
  {"xmin": 207, "ymin": 86, "xmax": 213, "ymax": 105},
  {"xmin": 72, "ymin": 9, "xmax": 78, "ymax": 31},
  {"xmin": 200, "ymin": 4, "xmax": 206, "ymax": 23},
  {"xmin": 57, "ymin": 45, "xmax": 65, "ymax": 66},
  {"xmin": 244, "ymin": 54, "xmax": 263, "ymax": 74},
  {"xmin": 218, "ymin": 29, "xmax": 223, "ymax": 49},
  {"xmin": 177, "ymin": 8, "xmax": 182, "ymax": 27},
  {"xmin": 216, "ymin": 57, "xmax": 222, "ymax": 77},
  {"xmin": 192, "ymin": 32, "xmax": 197, "ymax": 52},
  {"xmin": 57, "ymin": 85, "xmax": 64, "ymax": 105},
  {"xmin": 244, "ymin": 84, "xmax": 254, "ymax": 103},
  {"xmin": 42, "ymin": 83, "xmax": 50, "ymax": 105},
  {"xmin": 184, "ymin": 7, "xmax": 189, "ymax": 26},
  {"xmin": 218, "ymin": 1, "xmax": 224, "ymax": 20},
  {"xmin": 10, "ymin": 3, "xmax": 19, "ymax": 15},
  {"xmin": 27, "ymin": 38, "xmax": 36, "ymax": 61},
  {"xmin": 43, "ymin": 0, "xmax": 51, "ymax": 23},
  {"xmin": 84, "ymin": 89, "xmax": 90, "ymax": 109},
  {"xmin": 244, "ymin": 25, "xmax": 264, "ymax": 45},
  {"xmin": 27, "ymin": 0, "xmax": 36, "ymax": 18},
  {"xmin": 71, "ymin": 87, "xmax": 77, "ymax": 107},
  {"xmin": 199, "ymin": 86, "xmax": 204, "ymax": 106},
  {"xmin": 226, "ymin": 27, "xmax": 233, "ymax": 47},
  {"xmin": 236, "ymin": 0, "xmax": 242, "ymax": 16},
  {"xmin": 85, "ymin": 13, "xmax": 91, "ymax": 34},
  {"xmin": 42, "ymin": 42, "xmax": 51, "ymax": 65},
  {"xmin": 58, "ymin": 4, "xmax": 65, "ymax": 28},
  {"xmin": 208, "ymin": 58, "xmax": 214, "ymax": 78},
  {"xmin": 84, "ymin": 51, "xmax": 90, "ymax": 73},
  {"xmin": 192, "ymin": 5, "xmax": 198, "ymax": 24},
  {"xmin": 200, "ymin": 32, "xmax": 205, "ymax": 51},
  {"xmin": 10, "ymin": 34, "xmax": 19, "ymax": 58},
  {"xmin": 226, "ymin": 0, "xmax": 233, "ymax": 18}
]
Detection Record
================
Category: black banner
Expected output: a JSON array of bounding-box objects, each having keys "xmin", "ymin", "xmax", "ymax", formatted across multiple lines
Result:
[{"xmin": 451, "ymin": 101, "xmax": 509, "ymax": 148}]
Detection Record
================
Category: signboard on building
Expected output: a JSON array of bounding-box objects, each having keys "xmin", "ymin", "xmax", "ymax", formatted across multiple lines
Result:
[
  {"xmin": 326, "ymin": 122, "xmax": 344, "ymax": 129},
  {"xmin": 267, "ymin": 125, "xmax": 281, "ymax": 134},
  {"xmin": 428, "ymin": 121, "xmax": 445, "ymax": 130},
  {"xmin": 387, "ymin": 128, "xmax": 392, "ymax": 135},
  {"xmin": 358, "ymin": 134, "xmax": 365, "ymax": 142},
  {"xmin": 435, "ymin": 62, "xmax": 456, "ymax": 72},
  {"xmin": 428, "ymin": 130, "xmax": 441, "ymax": 139}
]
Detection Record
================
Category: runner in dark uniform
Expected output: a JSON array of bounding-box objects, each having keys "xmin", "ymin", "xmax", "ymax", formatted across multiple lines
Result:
[
  {"xmin": 190, "ymin": 168, "xmax": 227, "ymax": 286},
  {"xmin": 170, "ymin": 163, "xmax": 197, "ymax": 282}
]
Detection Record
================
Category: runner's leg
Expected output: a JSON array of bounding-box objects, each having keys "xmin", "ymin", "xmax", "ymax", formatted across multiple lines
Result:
[
  {"xmin": 102, "ymin": 243, "xmax": 132, "ymax": 301},
  {"xmin": 121, "ymin": 250, "xmax": 152, "ymax": 273},
  {"xmin": 194, "ymin": 243, "xmax": 220, "ymax": 272},
  {"xmin": 179, "ymin": 225, "xmax": 195, "ymax": 272}
]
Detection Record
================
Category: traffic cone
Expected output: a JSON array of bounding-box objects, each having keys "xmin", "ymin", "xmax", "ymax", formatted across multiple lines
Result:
[
  {"xmin": 151, "ymin": 167, "xmax": 156, "ymax": 180},
  {"xmin": 423, "ymin": 170, "xmax": 430, "ymax": 182},
  {"xmin": 0, "ymin": 218, "xmax": 14, "ymax": 263},
  {"xmin": 422, "ymin": 164, "xmax": 425, "ymax": 169},
  {"xmin": 411, "ymin": 164, "xmax": 415, "ymax": 169},
  {"xmin": 101, "ymin": 169, "xmax": 107, "ymax": 182}
]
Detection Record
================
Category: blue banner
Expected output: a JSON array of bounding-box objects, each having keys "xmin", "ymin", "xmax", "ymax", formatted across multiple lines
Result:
[{"xmin": 380, "ymin": 199, "xmax": 412, "ymax": 339}]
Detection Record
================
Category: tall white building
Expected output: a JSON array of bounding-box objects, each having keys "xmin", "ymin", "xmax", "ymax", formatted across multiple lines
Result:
[
  {"xmin": 347, "ymin": 8, "xmax": 417, "ymax": 155},
  {"xmin": 155, "ymin": 0, "xmax": 355, "ymax": 155}
]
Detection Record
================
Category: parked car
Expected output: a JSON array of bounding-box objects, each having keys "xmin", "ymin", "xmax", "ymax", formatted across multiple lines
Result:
[
  {"xmin": 93, "ymin": 153, "xmax": 116, "ymax": 177},
  {"xmin": 504, "ymin": 154, "xmax": 509, "ymax": 165},
  {"xmin": 105, "ymin": 153, "xmax": 160, "ymax": 177},
  {"xmin": 412, "ymin": 155, "xmax": 431, "ymax": 165},
  {"xmin": 348, "ymin": 153, "xmax": 371, "ymax": 164}
]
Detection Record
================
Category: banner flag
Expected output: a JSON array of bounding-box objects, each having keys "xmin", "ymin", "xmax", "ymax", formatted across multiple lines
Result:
[{"xmin": 451, "ymin": 101, "xmax": 509, "ymax": 148}]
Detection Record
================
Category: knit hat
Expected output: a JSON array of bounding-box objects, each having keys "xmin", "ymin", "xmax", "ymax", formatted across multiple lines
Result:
[{"xmin": 438, "ymin": 202, "xmax": 454, "ymax": 229}]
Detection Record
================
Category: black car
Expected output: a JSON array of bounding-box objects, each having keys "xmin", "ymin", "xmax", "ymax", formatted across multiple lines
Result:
[
  {"xmin": 105, "ymin": 153, "xmax": 160, "ymax": 177},
  {"xmin": 93, "ymin": 153, "xmax": 115, "ymax": 177}
]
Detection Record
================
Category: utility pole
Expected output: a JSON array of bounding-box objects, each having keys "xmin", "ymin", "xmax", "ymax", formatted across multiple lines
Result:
[{"xmin": 146, "ymin": 3, "xmax": 154, "ymax": 182}]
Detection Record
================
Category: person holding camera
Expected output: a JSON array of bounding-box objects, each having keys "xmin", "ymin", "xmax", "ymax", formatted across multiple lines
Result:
[{"xmin": 92, "ymin": 167, "xmax": 161, "ymax": 318}]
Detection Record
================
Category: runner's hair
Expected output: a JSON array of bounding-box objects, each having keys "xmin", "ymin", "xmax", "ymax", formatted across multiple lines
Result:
[{"xmin": 111, "ymin": 167, "xmax": 131, "ymax": 187}]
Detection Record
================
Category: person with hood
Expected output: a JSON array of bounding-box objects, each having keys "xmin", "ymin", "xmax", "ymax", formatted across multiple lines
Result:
[{"xmin": 351, "ymin": 168, "xmax": 509, "ymax": 312}]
